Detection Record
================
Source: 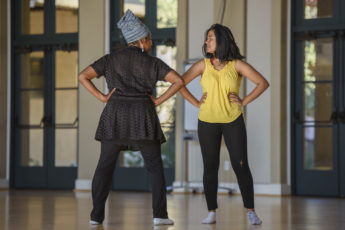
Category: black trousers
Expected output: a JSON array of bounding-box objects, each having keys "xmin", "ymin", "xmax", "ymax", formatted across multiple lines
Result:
[
  {"xmin": 90, "ymin": 140, "xmax": 168, "ymax": 222},
  {"xmin": 198, "ymin": 115, "xmax": 254, "ymax": 210}
]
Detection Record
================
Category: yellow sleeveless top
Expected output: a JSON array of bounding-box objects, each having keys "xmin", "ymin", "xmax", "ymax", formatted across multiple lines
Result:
[{"xmin": 198, "ymin": 58, "xmax": 242, "ymax": 123}]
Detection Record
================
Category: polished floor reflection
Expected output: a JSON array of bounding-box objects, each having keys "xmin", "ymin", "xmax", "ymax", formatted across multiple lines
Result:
[{"xmin": 0, "ymin": 190, "xmax": 345, "ymax": 230}]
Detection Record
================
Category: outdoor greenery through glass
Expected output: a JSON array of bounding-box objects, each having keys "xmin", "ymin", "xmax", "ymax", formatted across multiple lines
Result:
[
  {"xmin": 157, "ymin": 0, "xmax": 177, "ymax": 28},
  {"xmin": 302, "ymin": 38, "xmax": 333, "ymax": 171},
  {"xmin": 304, "ymin": 0, "xmax": 333, "ymax": 19}
]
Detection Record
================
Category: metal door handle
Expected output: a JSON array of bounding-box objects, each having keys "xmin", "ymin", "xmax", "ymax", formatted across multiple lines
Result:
[
  {"xmin": 339, "ymin": 111, "xmax": 345, "ymax": 123},
  {"xmin": 330, "ymin": 111, "xmax": 338, "ymax": 123},
  {"xmin": 294, "ymin": 111, "xmax": 302, "ymax": 123},
  {"xmin": 55, "ymin": 117, "xmax": 79, "ymax": 128},
  {"xmin": 42, "ymin": 116, "xmax": 53, "ymax": 127},
  {"xmin": 39, "ymin": 116, "xmax": 45, "ymax": 127}
]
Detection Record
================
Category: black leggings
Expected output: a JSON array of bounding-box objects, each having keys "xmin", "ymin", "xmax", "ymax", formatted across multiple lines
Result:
[
  {"xmin": 90, "ymin": 140, "xmax": 168, "ymax": 222},
  {"xmin": 198, "ymin": 115, "xmax": 254, "ymax": 210}
]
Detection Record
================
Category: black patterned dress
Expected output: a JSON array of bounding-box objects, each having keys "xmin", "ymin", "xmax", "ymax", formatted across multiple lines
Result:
[{"xmin": 90, "ymin": 46, "xmax": 172, "ymax": 150}]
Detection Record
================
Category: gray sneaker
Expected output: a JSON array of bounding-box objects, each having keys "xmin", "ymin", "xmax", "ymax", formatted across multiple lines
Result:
[{"xmin": 248, "ymin": 211, "xmax": 262, "ymax": 225}]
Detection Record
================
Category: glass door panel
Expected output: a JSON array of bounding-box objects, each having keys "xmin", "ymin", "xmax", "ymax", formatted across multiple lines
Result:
[
  {"xmin": 55, "ymin": 129, "xmax": 77, "ymax": 167},
  {"xmin": 157, "ymin": 0, "xmax": 177, "ymax": 28},
  {"xmin": 55, "ymin": 90, "xmax": 77, "ymax": 124},
  {"xmin": 304, "ymin": 0, "xmax": 333, "ymax": 19},
  {"xmin": 19, "ymin": 51, "xmax": 45, "ymax": 167},
  {"xmin": 55, "ymin": 51, "xmax": 78, "ymax": 87},
  {"xmin": 303, "ymin": 126, "xmax": 333, "ymax": 170},
  {"xmin": 303, "ymin": 38, "xmax": 333, "ymax": 81},
  {"xmin": 123, "ymin": 0, "xmax": 145, "ymax": 19},
  {"xmin": 295, "ymin": 36, "xmax": 338, "ymax": 196},
  {"xmin": 55, "ymin": 0, "xmax": 79, "ymax": 33},
  {"xmin": 303, "ymin": 83, "xmax": 333, "ymax": 122},
  {"xmin": 156, "ymin": 45, "xmax": 177, "ymax": 169},
  {"xmin": 156, "ymin": 45, "xmax": 176, "ymax": 69},
  {"xmin": 19, "ymin": 91, "xmax": 44, "ymax": 167},
  {"xmin": 14, "ymin": 50, "xmax": 47, "ymax": 188},
  {"xmin": 301, "ymin": 38, "xmax": 333, "ymax": 171},
  {"xmin": 119, "ymin": 151, "xmax": 144, "ymax": 167},
  {"xmin": 20, "ymin": 91, "xmax": 44, "ymax": 125},
  {"xmin": 54, "ymin": 50, "xmax": 78, "ymax": 167},
  {"xmin": 14, "ymin": 0, "xmax": 79, "ymax": 189},
  {"xmin": 20, "ymin": 129, "xmax": 44, "ymax": 167},
  {"xmin": 20, "ymin": 51, "xmax": 44, "ymax": 88},
  {"xmin": 21, "ymin": 0, "xmax": 44, "ymax": 34}
]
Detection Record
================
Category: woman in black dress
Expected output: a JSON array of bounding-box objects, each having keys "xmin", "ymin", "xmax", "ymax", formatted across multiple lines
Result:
[{"xmin": 78, "ymin": 10, "xmax": 184, "ymax": 226}]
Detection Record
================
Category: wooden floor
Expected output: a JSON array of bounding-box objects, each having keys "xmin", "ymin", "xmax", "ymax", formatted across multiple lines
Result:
[{"xmin": 0, "ymin": 190, "xmax": 344, "ymax": 230}]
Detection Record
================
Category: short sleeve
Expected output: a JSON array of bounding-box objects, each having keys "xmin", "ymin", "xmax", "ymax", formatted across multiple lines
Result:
[
  {"xmin": 155, "ymin": 58, "xmax": 173, "ymax": 81},
  {"xmin": 90, "ymin": 54, "xmax": 109, "ymax": 78}
]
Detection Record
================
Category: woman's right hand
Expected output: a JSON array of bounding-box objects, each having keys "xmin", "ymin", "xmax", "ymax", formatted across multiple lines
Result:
[
  {"xmin": 101, "ymin": 88, "xmax": 116, "ymax": 103},
  {"xmin": 147, "ymin": 94, "xmax": 159, "ymax": 106},
  {"xmin": 78, "ymin": 66, "xmax": 117, "ymax": 103},
  {"xmin": 197, "ymin": 92, "xmax": 207, "ymax": 108}
]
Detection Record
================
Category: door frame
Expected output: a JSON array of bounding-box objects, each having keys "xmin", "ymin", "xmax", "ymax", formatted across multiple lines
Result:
[
  {"xmin": 10, "ymin": 0, "xmax": 79, "ymax": 189},
  {"xmin": 291, "ymin": 0, "xmax": 345, "ymax": 197},
  {"xmin": 12, "ymin": 46, "xmax": 79, "ymax": 189}
]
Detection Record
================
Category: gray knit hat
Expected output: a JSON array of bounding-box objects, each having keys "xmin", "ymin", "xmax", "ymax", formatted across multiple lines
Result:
[{"xmin": 117, "ymin": 9, "xmax": 151, "ymax": 43}]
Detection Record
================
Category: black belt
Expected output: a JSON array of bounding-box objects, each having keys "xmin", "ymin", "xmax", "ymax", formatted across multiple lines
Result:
[{"xmin": 109, "ymin": 94, "xmax": 152, "ymax": 102}]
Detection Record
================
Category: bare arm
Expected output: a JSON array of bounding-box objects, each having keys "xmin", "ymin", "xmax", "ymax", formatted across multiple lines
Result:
[
  {"xmin": 179, "ymin": 60, "xmax": 206, "ymax": 108},
  {"xmin": 150, "ymin": 70, "xmax": 184, "ymax": 106},
  {"xmin": 229, "ymin": 60, "xmax": 269, "ymax": 106},
  {"xmin": 78, "ymin": 66, "xmax": 115, "ymax": 103}
]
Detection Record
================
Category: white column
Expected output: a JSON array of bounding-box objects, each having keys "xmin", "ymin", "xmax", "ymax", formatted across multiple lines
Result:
[
  {"xmin": 246, "ymin": 0, "xmax": 272, "ymax": 183},
  {"xmin": 76, "ymin": 0, "xmax": 106, "ymax": 190}
]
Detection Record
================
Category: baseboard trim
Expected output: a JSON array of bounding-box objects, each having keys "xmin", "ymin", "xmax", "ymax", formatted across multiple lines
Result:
[
  {"xmin": 172, "ymin": 181, "xmax": 291, "ymax": 195},
  {"xmin": 0, "ymin": 179, "xmax": 9, "ymax": 188},
  {"xmin": 75, "ymin": 179, "xmax": 92, "ymax": 190},
  {"xmin": 75, "ymin": 179, "xmax": 291, "ymax": 195}
]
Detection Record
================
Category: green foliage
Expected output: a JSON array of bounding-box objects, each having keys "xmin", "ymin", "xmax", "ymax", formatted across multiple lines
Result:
[{"xmin": 157, "ymin": 0, "xmax": 177, "ymax": 28}]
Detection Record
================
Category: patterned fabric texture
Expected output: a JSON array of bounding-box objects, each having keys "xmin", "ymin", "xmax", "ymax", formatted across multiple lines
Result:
[
  {"xmin": 90, "ymin": 46, "xmax": 172, "ymax": 149},
  {"xmin": 117, "ymin": 9, "xmax": 151, "ymax": 43},
  {"xmin": 95, "ymin": 95, "xmax": 166, "ymax": 145}
]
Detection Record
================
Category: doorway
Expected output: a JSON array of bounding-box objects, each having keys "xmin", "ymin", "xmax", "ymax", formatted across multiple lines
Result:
[
  {"xmin": 12, "ymin": 0, "xmax": 79, "ymax": 189},
  {"xmin": 292, "ymin": 0, "xmax": 345, "ymax": 196}
]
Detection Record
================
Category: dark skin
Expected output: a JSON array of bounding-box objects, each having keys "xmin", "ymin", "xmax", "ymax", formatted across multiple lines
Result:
[{"xmin": 78, "ymin": 33, "xmax": 184, "ymax": 106}]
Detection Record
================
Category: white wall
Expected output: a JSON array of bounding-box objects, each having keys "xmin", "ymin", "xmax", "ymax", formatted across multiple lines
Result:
[
  {"xmin": 184, "ymin": 0, "xmax": 214, "ymax": 184},
  {"xmin": 246, "ymin": 0, "xmax": 272, "ymax": 183},
  {"xmin": 183, "ymin": 0, "xmax": 274, "ymax": 186},
  {"xmin": 188, "ymin": 0, "xmax": 214, "ymax": 58},
  {"xmin": 76, "ymin": 0, "xmax": 105, "ymax": 189}
]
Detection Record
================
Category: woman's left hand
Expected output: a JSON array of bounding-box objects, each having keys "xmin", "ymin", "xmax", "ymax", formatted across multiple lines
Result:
[{"xmin": 228, "ymin": 92, "xmax": 243, "ymax": 106}]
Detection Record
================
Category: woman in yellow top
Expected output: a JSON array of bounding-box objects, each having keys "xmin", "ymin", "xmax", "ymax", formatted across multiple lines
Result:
[{"xmin": 180, "ymin": 24, "xmax": 269, "ymax": 225}]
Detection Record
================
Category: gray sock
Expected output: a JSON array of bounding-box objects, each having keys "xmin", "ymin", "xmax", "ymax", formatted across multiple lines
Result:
[{"xmin": 247, "ymin": 211, "xmax": 262, "ymax": 225}]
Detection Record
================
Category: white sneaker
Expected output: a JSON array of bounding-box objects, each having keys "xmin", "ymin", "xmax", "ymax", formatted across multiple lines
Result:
[
  {"xmin": 89, "ymin": 220, "xmax": 101, "ymax": 225},
  {"xmin": 202, "ymin": 212, "xmax": 216, "ymax": 224},
  {"xmin": 153, "ymin": 218, "xmax": 174, "ymax": 226}
]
